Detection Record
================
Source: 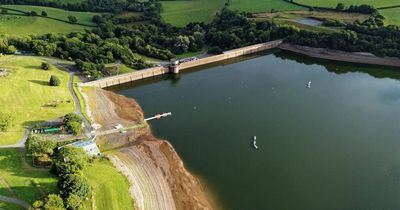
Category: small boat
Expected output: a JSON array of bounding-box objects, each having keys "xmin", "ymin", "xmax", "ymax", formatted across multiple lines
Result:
[
  {"xmin": 306, "ymin": 81, "xmax": 311, "ymax": 88},
  {"xmin": 253, "ymin": 136, "xmax": 258, "ymax": 149}
]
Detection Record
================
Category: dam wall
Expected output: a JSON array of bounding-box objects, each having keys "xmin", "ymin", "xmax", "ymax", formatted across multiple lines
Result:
[{"xmin": 81, "ymin": 40, "xmax": 282, "ymax": 88}]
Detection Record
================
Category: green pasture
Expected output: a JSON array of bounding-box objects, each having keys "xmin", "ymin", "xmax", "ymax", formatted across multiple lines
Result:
[
  {"xmin": 0, "ymin": 56, "xmax": 75, "ymax": 145},
  {"xmin": 2, "ymin": 5, "xmax": 99, "ymax": 25},
  {"xmin": 380, "ymin": 8, "xmax": 400, "ymax": 25},
  {"xmin": 294, "ymin": 0, "xmax": 399, "ymax": 8},
  {"xmin": 161, "ymin": 0, "xmax": 226, "ymax": 26},
  {"xmin": 229, "ymin": 0, "xmax": 305, "ymax": 13},
  {"xmin": 0, "ymin": 15, "xmax": 89, "ymax": 35},
  {"xmin": 0, "ymin": 148, "xmax": 58, "ymax": 204},
  {"xmin": 82, "ymin": 158, "xmax": 134, "ymax": 210}
]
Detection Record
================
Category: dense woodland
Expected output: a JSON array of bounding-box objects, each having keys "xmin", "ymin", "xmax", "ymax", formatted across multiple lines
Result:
[{"xmin": 0, "ymin": 1, "xmax": 400, "ymax": 78}]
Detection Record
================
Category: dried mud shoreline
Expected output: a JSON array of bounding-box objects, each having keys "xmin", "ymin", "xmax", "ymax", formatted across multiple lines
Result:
[
  {"xmin": 83, "ymin": 88, "xmax": 214, "ymax": 210},
  {"xmin": 279, "ymin": 43, "xmax": 400, "ymax": 67}
]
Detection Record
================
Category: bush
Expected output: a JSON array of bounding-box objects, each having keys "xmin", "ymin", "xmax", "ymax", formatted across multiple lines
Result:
[
  {"xmin": 63, "ymin": 113, "xmax": 82, "ymax": 124},
  {"xmin": 50, "ymin": 75, "xmax": 61, "ymax": 86},
  {"xmin": 0, "ymin": 112, "xmax": 14, "ymax": 132},
  {"xmin": 58, "ymin": 174, "xmax": 91, "ymax": 199},
  {"xmin": 65, "ymin": 194, "xmax": 83, "ymax": 210},
  {"xmin": 41, "ymin": 11, "xmax": 48, "ymax": 17},
  {"xmin": 30, "ymin": 11, "xmax": 38, "ymax": 16},
  {"xmin": 41, "ymin": 62, "xmax": 50, "ymax": 70},
  {"xmin": 65, "ymin": 121, "xmax": 82, "ymax": 136},
  {"xmin": 68, "ymin": 16, "xmax": 78, "ymax": 24},
  {"xmin": 44, "ymin": 194, "xmax": 64, "ymax": 210}
]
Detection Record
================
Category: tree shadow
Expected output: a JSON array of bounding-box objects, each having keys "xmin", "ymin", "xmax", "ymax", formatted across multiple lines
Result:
[
  {"xmin": 28, "ymin": 80, "xmax": 49, "ymax": 86},
  {"xmin": 21, "ymin": 120, "xmax": 46, "ymax": 128}
]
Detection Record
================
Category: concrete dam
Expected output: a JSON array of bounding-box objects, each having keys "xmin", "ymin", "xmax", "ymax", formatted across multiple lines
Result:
[{"xmin": 81, "ymin": 40, "xmax": 283, "ymax": 88}]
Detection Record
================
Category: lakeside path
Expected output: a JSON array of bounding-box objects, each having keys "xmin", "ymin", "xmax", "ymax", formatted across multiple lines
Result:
[{"xmin": 279, "ymin": 43, "xmax": 400, "ymax": 67}]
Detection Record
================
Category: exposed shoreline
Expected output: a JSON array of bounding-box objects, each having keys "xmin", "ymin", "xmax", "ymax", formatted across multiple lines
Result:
[
  {"xmin": 82, "ymin": 88, "xmax": 215, "ymax": 210},
  {"xmin": 278, "ymin": 43, "xmax": 400, "ymax": 67}
]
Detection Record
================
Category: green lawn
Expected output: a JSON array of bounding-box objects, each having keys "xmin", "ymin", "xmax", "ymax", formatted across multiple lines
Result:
[
  {"xmin": 229, "ymin": 0, "xmax": 305, "ymax": 13},
  {"xmin": 380, "ymin": 8, "xmax": 400, "ymax": 25},
  {"xmin": 294, "ymin": 0, "xmax": 399, "ymax": 8},
  {"xmin": 0, "ymin": 56, "xmax": 75, "ymax": 145},
  {"xmin": 82, "ymin": 158, "xmax": 134, "ymax": 210},
  {"xmin": 2, "ymin": 5, "xmax": 99, "ymax": 26},
  {"xmin": 0, "ymin": 201, "xmax": 25, "ymax": 210},
  {"xmin": 161, "ymin": 0, "xmax": 226, "ymax": 26},
  {"xmin": 0, "ymin": 15, "xmax": 89, "ymax": 35},
  {"xmin": 0, "ymin": 149, "xmax": 58, "ymax": 204}
]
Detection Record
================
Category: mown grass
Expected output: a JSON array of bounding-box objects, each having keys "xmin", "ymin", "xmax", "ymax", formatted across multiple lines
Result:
[
  {"xmin": 82, "ymin": 158, "xmax": 134, "ymax": 210},
  {"xmin": 161, "ymin": 0, "xmax": 226, "ymax": 26},
  {"xmin": 0, "ymin": 148, "xmax": 58, "ymax": 204},
  {"xmin": 229, "ymin": 0, "xmax": 305, "ymax": 13},
  {"xmin": 380, "ymin": 8, "xmax": 400, "ymax": 25},
  {"xmin": 2, "ymin": 5, "xmax": 99, "ymax": 26},
  {"xmin": 0, "ymin": 56, "xmax": 75, "ymax": 145},
  {"xmin": 0, "ymin": 15, "xmax": 89, "ymax": 35},
  {"xmin": 294, "ymin": 0, "xmax": 399, "ymax": 8},
  {"xmin": 72, "ymin": 76, "xmax": 92, "ymax": 124},
  {"xmin": 0, "ymin": 201, "xmax": 25, "ymax": 210}
]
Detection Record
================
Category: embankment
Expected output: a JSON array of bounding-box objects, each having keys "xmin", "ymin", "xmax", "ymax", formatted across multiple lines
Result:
[
  {"xmin": 83, "ymin": 88, "xmax": 214, "ymax": 210},
  {"xmin": 279, "ymin": 43, "xmax": 400, "ymax": 67}
]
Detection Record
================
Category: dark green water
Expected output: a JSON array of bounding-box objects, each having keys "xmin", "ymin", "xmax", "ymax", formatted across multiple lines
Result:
[{"xmin": 110, "ymin": 51, "xmax": 400, "ymax": 210}]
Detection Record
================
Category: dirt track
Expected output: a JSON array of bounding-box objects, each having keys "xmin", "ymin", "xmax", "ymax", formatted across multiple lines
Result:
[
  {"xmin": 279, "ymin": 43, "xmax": 400, "ymax": 67},
  {"xmin": 83, "ymin": 88, "xmax": 213, "ymax": 210}
]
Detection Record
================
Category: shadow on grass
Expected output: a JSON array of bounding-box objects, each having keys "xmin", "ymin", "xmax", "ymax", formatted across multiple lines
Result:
[
  {"xmin": 21, "ymin": 121, "xmax": 46, "ymax": 128},
  {"xmin": 28, "ymin": 80, "xmax": 49, "ymax": 86}
]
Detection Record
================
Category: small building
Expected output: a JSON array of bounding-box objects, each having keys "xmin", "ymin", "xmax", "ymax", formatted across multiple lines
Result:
[{"xmin": 70, "ymin": 139, "xmax": 101, "ymax": 157}]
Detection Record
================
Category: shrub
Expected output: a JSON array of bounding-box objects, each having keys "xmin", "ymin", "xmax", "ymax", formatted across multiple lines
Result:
[
  {"xmin": 41, "ymin": 11, "xmax": 48, "ymax": 17},
  {"xmin": 41, "ymin": 62, "xmax": 50, "ymax": 70},
  {"xmin": 0, "ymin": 112, "xmax": 14, "ymax": 132},
  {"xmin": 63, "ymin": 113, "xmax": 82, "ymax": 124},
  {"xmin": 65, "ymin": 121, "xmax": 82, "ymax": 136},
  {"xmin": 50, "ymin": 75, "xmax": 61, "ymax": 86},
  {"xmin": 65, "ymin": 194, "xmax": 82, "ymax": 210},
  {"xmin": 44, "ymin": 194, "xmax": 64, "ymax": 210}
]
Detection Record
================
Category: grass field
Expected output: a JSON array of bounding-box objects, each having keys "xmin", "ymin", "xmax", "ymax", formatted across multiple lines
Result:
[
  {"xmin": 0, "ymin": 56, "xmax": 75, "ymax": 145},
  {"xmin": 82, "ymin": 158, "xmax": 134, "ymax": 210},
  {"xmin": 294, "ymin": 0, "xmax": 399, "ymax": 8},
  {"xmin": 229, "ymin": 0, "xmax": 305, "ymax": 13},
  {"xmin": 0, "ymin": 201, "xmax": 24, "ymax": 210},
  {"xmin": 380, "ymin": 8, "xmax": 400, "ymax": 25},
  {"xmin": 0, "ymin": 15, "xmax": 89, "ymax": 35},
  {"xmin": 0, "ymin": 148, "xmax": 58, "ymax": 204},
  {"xmin": 2, "ymin": 5, "xmax": 99, "ymax": 26},
  {"xmin": 161, "ymin": 0, "xmax": 226, "ymax": 26}
]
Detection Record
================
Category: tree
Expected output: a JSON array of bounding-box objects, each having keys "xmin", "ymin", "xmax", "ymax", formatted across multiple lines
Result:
[
  {"xmin": 6, "ymin": 45, "xmax": 16, "ymax": 54},
  {"xmin": 68, "ymin": 16, "xmax": 77, "ymax": 24},
  {"xmin": 43, "ymin": 194, "xmax": 65, "ymax": 210},
  {"xmin": 0, "ymin": 112, "xmax": 14, "ymax": 132},
  {"xmin": 58, "ymin": 174, "xmax": 91, "ymax": 199},
  {"xmin": 54, "ymin": 146, "xmax": 88, "ymax": 175},
  {"xmin": 30, "ymin": 139, "xmax": 56, "ymax": 158},
  {"xmin": 63, "ymin": 113, "xmax": 82, "ymax": 124},
  {"xmin": 65, "ymin": 121, "xmax": 82, "ymax": 136},
  {"xmin": 41, "ymin": 11, "xmax": 48, "ymax": 17},
  {"xmin": 50, "ymin": 75, "xmax": 61, "ymax": 86},
  {"xmin": 336, "ymin": 3, "xmax": 345, "ymax": 11},
  {"xmin": 65, "ymin": 194, "xmax": 82, "ymax": 210},
  {"xmin": 41, "ymin": 62, "xmax": 50, "ymax": 70}
]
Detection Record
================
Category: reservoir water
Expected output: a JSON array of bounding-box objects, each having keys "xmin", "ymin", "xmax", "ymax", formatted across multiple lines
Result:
[{"xmin": 110, "ymin": 51, "xmax": 400, "ymax": 210}]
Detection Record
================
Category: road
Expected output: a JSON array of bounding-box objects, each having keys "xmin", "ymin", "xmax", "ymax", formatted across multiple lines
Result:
[{"xmin": 0, "ymin": 195, "xmax": 31, "ymax": 209}]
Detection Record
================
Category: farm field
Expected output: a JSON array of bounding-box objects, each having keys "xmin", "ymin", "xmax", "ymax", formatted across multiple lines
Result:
[
  {"xmin": 0, "ymin": 148, "xmax": 58, "ymax": 204},
  {"xmin": 0, "ymin": 56, "xmax": 75, "ymax": 145},
  {"xmin": 82, "ymin": 158, "xmax": 134, "ymax": 210},
  {"xmin": 294, "ymin": 0, "xmax": 400, "ymax": 8},
  {"xmin": 2, "ymin": 5, "xmax": 99, "ymax": 26},
  {"xmin": 380, "ymin": 8, "xmax": 400, "ymax": 25},
  {"xmin": 229, "ymin": 0, "xmax": 305, "ymax": 13},
  {"xmin": 161, "ymin": 0, "xmax": 226, "ymax": 26},
  {"xmin": 0, "ymin": 15, "xmax": 89, "ymax": 35}
]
